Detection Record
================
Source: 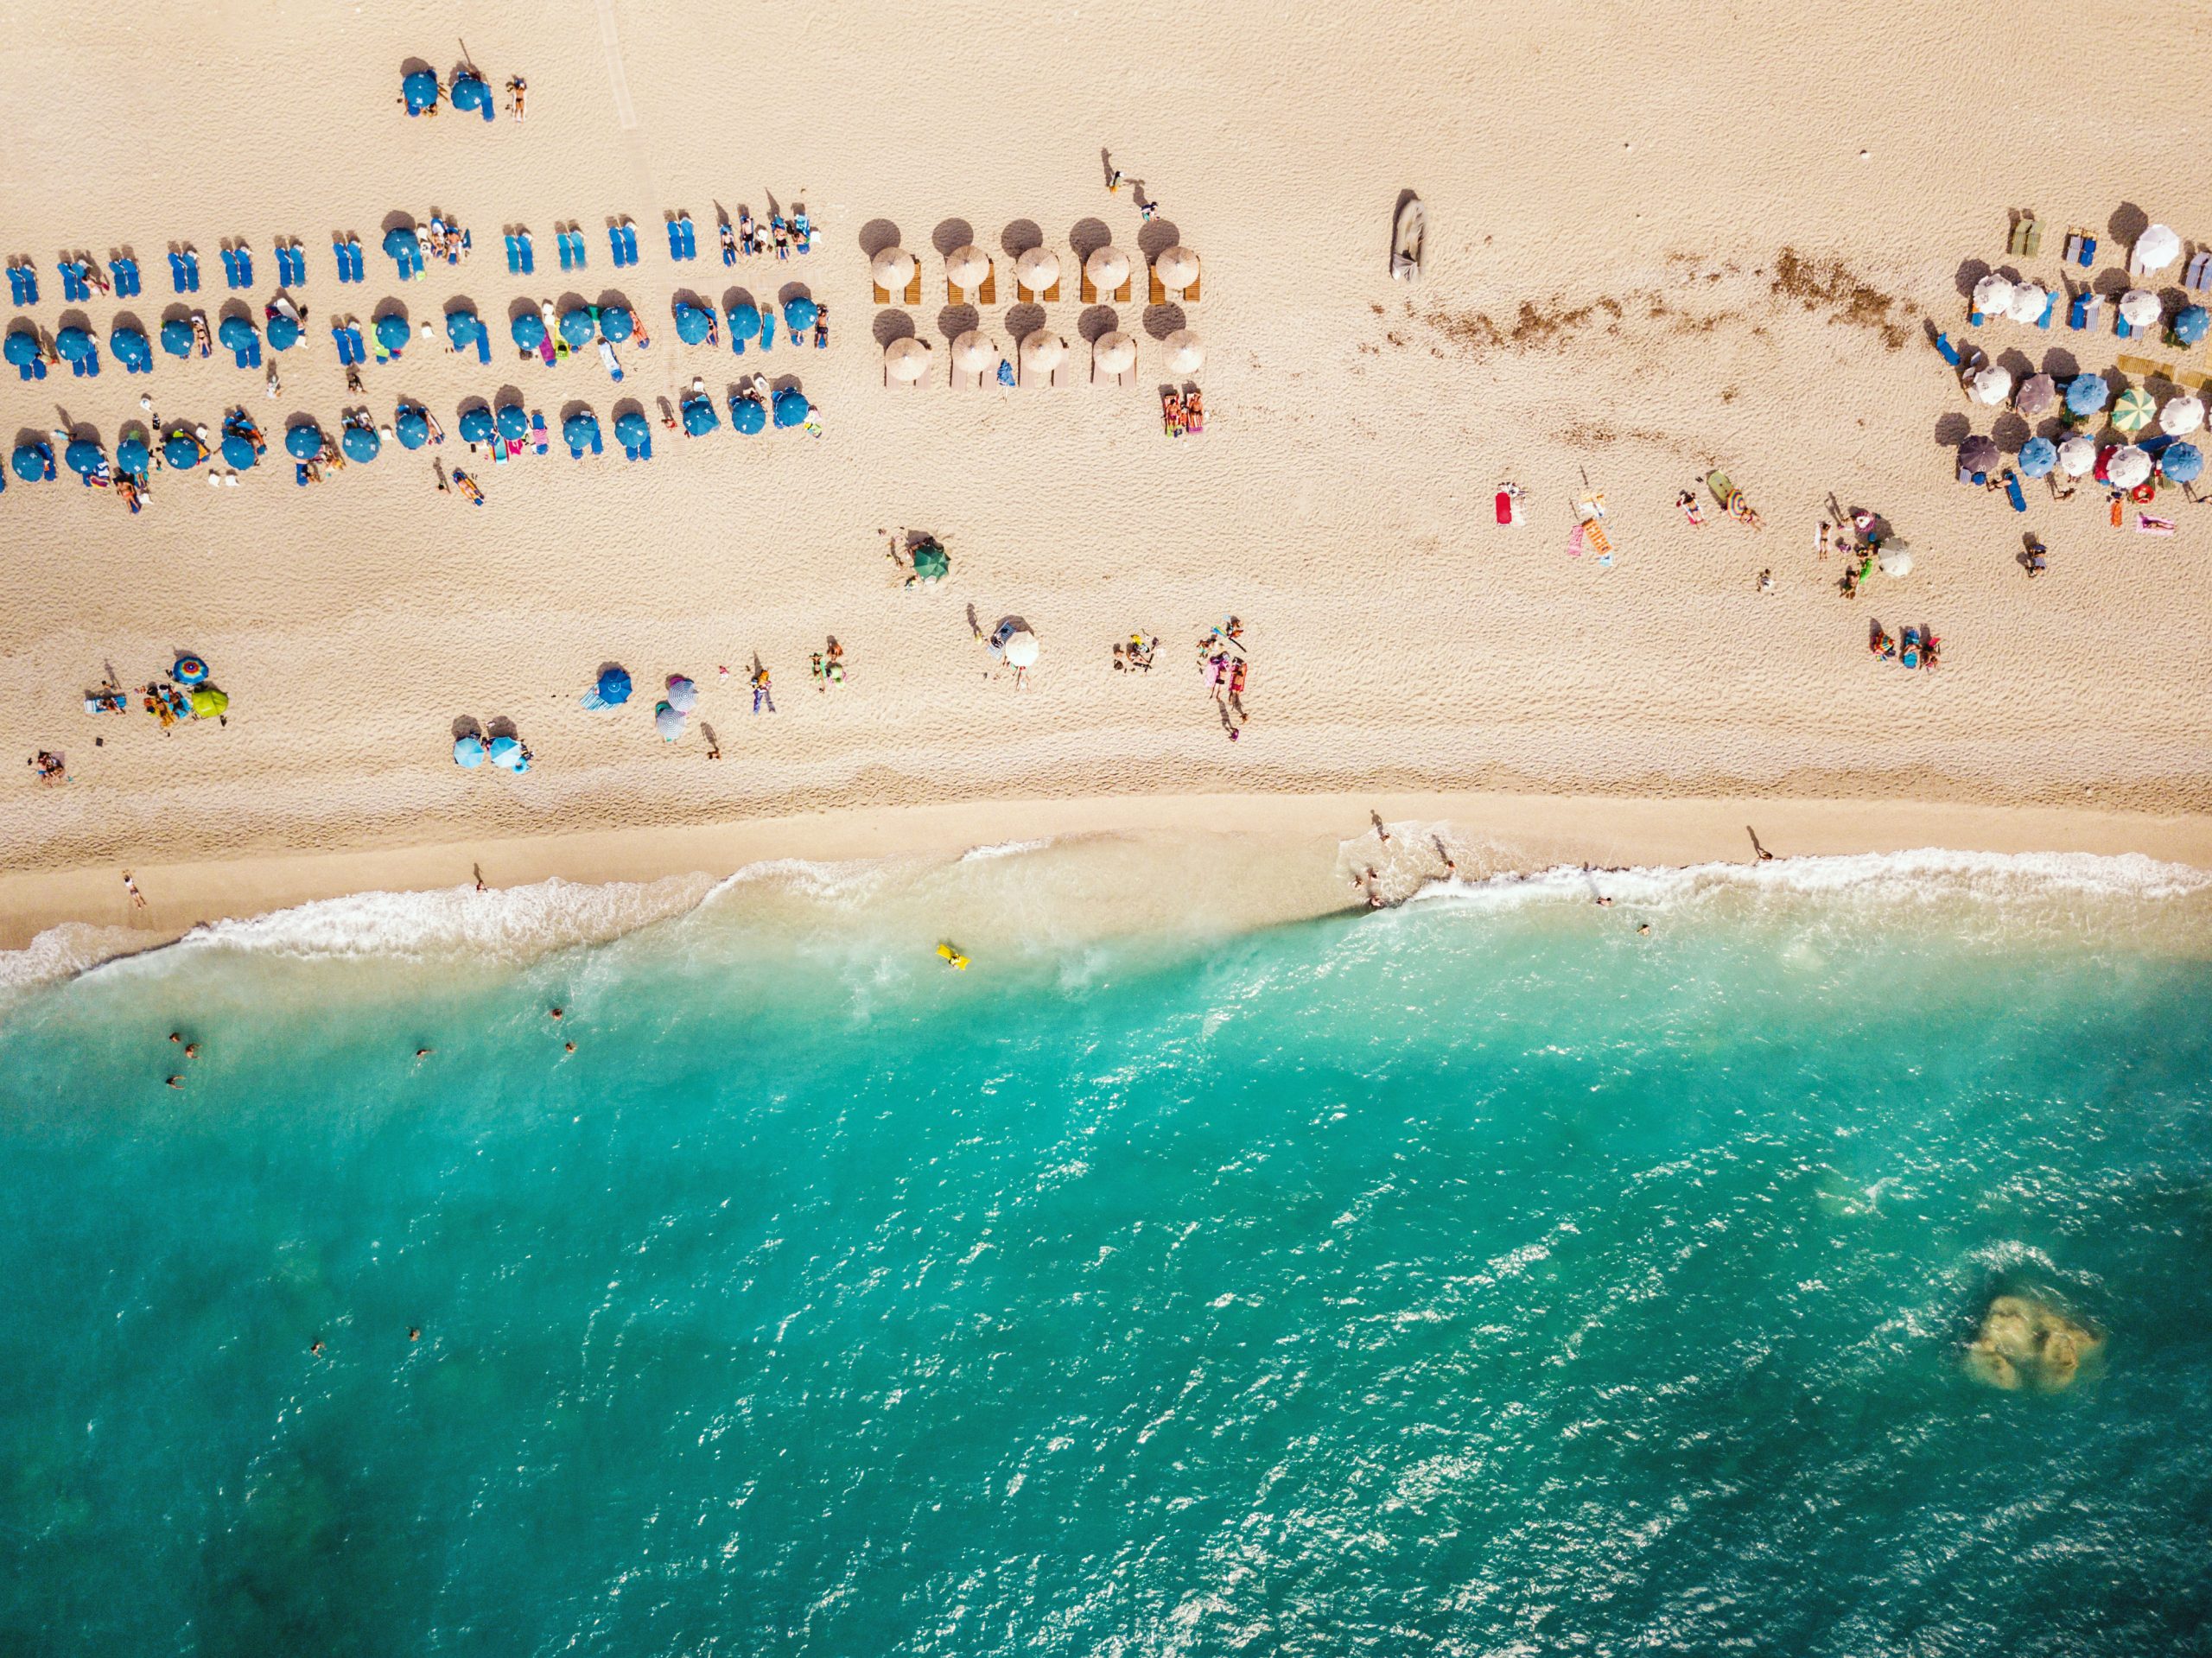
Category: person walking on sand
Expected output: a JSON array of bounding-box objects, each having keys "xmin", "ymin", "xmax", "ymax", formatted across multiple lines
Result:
[
  {"xmin": 752, "ymin": 664, "xmax": 775, "ymax": 713},
  {"xmin": 1370, "ymin": 811, "xmax": 1389, "ymax": 844}
]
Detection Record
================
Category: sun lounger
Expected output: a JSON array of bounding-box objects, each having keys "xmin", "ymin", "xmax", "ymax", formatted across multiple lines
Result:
[
  {"xmin": 666, "ymin": 213, "xmax": 697, "ymax": 260},
  {"xmin": 947, "ymin": 255, "xmax": 995, "ymax": 306},
  {"xmin": 2065, "ymin": 228, "xmax": 2096, "ymax": 267},
  {"xmin": 2184, "ymin": 251, "xmax": 2212, "ymax": 293},
  {"xmin": 2007, "ymin": 216, "xmax": 2041, "ymax": 257},
  {"xmin": 6, "ymin": 261, "xmax": 35, "ymax": 305},
  {"xmin": 2114, "ymin": 353, "xmax": 2177, "ymax": 384},
  {"xmin": 598, "ymin": 340, "xmax": 624, "ymax": 381},
  {"xmin": 71, "ymin": 340, "xmax": 100, "ymax": 377},
  {"xmin": 224, "ymin": 242, "xmax": 253, "ymax": 288},
  {"xmin": 2002, "ymin": 468, "xmax": 2026, "ymax": 511},
  {"xmin": 2068, "ymin": 290, "xmax": 2101, "ymax": 332},
  {"xmin": 109, "ymin": 253, "xmax": 140, "ymax": 296},
  {"xmin": 59, "ymin": 259, "xmax": 89, "ymax": 302},
  {"xmin": 1934, "ymin": 330, "xmax": 1962, "ymax": 367},
  {"xmin": 168, "ymin": 247, "xmax": 199, "ymax": 293},
  {"xmin": 333, "ymin": 321, "xmax": 364, "ymax": 365},
  {"xmin": 607, "ymin": 220, "xmax": 639, "ymax": 267}
]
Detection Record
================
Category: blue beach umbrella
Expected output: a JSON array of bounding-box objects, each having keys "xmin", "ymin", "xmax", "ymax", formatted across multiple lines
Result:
[
  {"xmin": 54, "ymin": 325, "xmax": 94, "ymax": 361},
  {"xmin": 3, "ymin": 327, "xmax": 39, "ymax": 365},
  {"xmin": 726, "ymin": 302, "xmax": 760, "ymax": 344},
  {"xmin": 457, "ymin": 404, "xmax": 494, "ymax": 443},
  {"xmin": 559, "ymin": 308, "xmax": 598, "ymax": 349},
  {"xmin": 2065, "ymin": 372, "xmax": 2109, "ymax": 417},
  {"xmin": 494, "ymin": 402, "xmax": 529, "ymax": 441},
  {"xmin": 163, "ymin": 434, "xmax": 200, "ymax": 470},
  {"xmin": 284, "ymin": 421, "xmax": 324, "ymax": 461},
  {"xmin": 729, "ymin": 391, "xmax": 766, "ymax": 435},
  {"xmin": 342, "ymin": 423, "xmax": 379, "ymax": 462},
  {"xmin": 10, "ymin": 444, "xmax": 45, "ymax": 481},
  {"xmin": 772, "ymin": 387, "xmax": 810, "ymax": 429},
  {"xmin": 217, "ymin": 314, "xmax": 254, "ymax": 353},
  {"xmin": 562, "ymin": 410, "xmax": 599, "ymax": 453},
  {"xmin": 112, "ymin": 326, "xmax": 152, "ymax": 369},
  {"xmin": 171, "ymin": 654, "xmax": 208, "ymax": 686},
  {"xmin": 395, "ymin": 405, "xmax": 430, "ymax": 448},
  {"xmin": 672, "ymin": 302, "xmax": 713, "ymax": 345},
  {"xmin": 117, "ymin": 436, "xmax": 149, "ymax": 474},
  {"xmin": 450, "ymin": 73, "xmax": 490, "ymax": 112},
  {"xmin": 512, "ymin": 309, "xmax": 547, "ymax": 352},
  {"xmin": 782, "ymin": 295, "xmax": 817, "ymax": 334},
  {"xmin": 402, "ymin": 69, "xmax": 438, "ymax": 113},
  {"xmin": 447, "ymin": 308, "xmax": 483, "ymax": 350},
  {"xmin": 375, "ymin": 314, "xmax": 410, "ymax": 353},
  {"xmin": 2173, "ymin": 306, "xmax": 2209, "ymax": 347},
  {"xmin": 2159, "ymin": 441, "xmax": 2203, "ymax": 484},
  {"xmin": 64, "ymin": 439, "xmax": 103, "ymax": 476},
  {"xmin": 595, "ymin": 664, "xmax": 632, "ymax": 706},
  {"xmin": 2017, "ymin": 435, "xmax": 2057, "ymax": 479},
  {"xmin": 454, "ymin": 734, "xmax": 486, "ymax": 768},
  {"xmin": 221, "ymin": 432, "xmax": 257, "ymax": 470},
  {"xmin": 266, "ymin": 314, "xmax": 301, "ymax": 352},
  {"xmin": 160, "ymin": 318, "xmax": 194, "ymax": 358},
  {"xmin": 487, "ymin": 734, "xmax": 527, "ymax": 773},
  {"xmin": 681, "ymin": 395, "xmax": 717, "ymax": 435},
  {"xmin": 615, "ymin": 409, "xmax": 652, "ymax": 450},
  {"xmin": 597, "ymin": 304, "xmax": 633, "ymax": 343},
  {"xmin": 383, "ymin": 226, "xmax": 421, "ymax": 264}
]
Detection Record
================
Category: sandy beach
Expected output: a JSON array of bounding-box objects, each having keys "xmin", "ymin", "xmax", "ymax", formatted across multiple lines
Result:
[{"xmin": 3, "ymin": 0, "xmax": 2210, "ymax": 947}]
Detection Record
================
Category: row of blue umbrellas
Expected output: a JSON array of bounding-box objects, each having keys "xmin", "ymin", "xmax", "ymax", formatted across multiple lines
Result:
[{"xmin": 453, "ymin": 732, "xmax": 530, "ymax": 772}]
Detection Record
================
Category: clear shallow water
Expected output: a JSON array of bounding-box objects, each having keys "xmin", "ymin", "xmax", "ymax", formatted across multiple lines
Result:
[{"xmin": 3, "ymin": 850, "xmax": 2210, "ymax": 1655}]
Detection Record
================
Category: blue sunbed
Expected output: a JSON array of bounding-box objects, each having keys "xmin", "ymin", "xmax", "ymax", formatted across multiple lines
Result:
[{"xmin": 110, "ymin": 255, "xmax": 140, "ymax": 296}]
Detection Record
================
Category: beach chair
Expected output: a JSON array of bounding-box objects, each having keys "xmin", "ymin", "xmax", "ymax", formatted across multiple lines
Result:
[
  {"xmin": 667, "ymin": 214, "xmax": 696, "ymax": 260},
  {"xmin": 59, "ymin": 259, "xmax": 88, "ymax": 302},
  {"xmin": 1933, "ymin": 330, "xmax": 1962, "ymax": 367},
  {"xmin": 2064, "ymin": 228, "xmax": 2096, "ymax": 267},
  {"xmin": 333, "ymin": 320, "xmax": 364, "ymax": 365},
  {"xmin": 231, "ymin": 242, "xmax": 254, "ymax": 288},
  {"xmin": 2115, "ymin": 353, "xmax": 2177, "ymax": 383},
  {"xmin": 2068, "ymin": 290, "xmax": 2101, "ymax": 332},
  {"xmin": 947, "ymin": 254, "xmax": 995, "ymax": 306},
  {"xmin": 109, "ymin": 253, "xmax": 140, "ymax": 296},
  {"xmin": 620, "ymin": 221, "xmax": 640, "ymax": 266},
  {"xmin": 1149, "ymin": 258, "xmax": 1202, "ymax": 305},
  {"xmin": 168, "ymin": 247, "xmax": 199, "ymax": 293},
  {"xmin": 4, "ymin": 261, "xmax": 29, "ymax": 305},
  {"xmin": 2003, "ymin": 468, "xmax": 2026, "ymax": 511},
  {"xmin": 1080, "ymin": 264, "xmax": 1134, "ymax": 305},
  {"xmin": 2007, "ymin": 215, "xmax": 2042, "ymax": 258},
  {"xmin": 2115, "ymin": 309, "xmax": 2135, "ymax": 341},
  {"xmin": 1015, "ymin": 256, "xmax": 1061, "ymax": 303},
  {"xmin": 72, "ymin": 341, "xmax": 100, "ymax": 377}
]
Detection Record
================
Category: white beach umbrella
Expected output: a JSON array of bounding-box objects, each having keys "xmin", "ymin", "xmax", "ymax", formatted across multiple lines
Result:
[
  {"xmin": 665, "ymin": 675, "xmax": 697, "ymax": 712},
  {"xmin": 1970, "ymin": 365, "xmax": 2012, "ymax": 405},
  {"xmin": 2159, "ymin": 393, "xmax": 2204, "ymax": 435},
  {"xmin": 2120, "ymin": 289, "xmax": 2161, "ymax": 328},
  {"xmin": 1020, "ymin": 331, "xmax": 1066, "ymax": 372},
  {"xmin": 654, "ymin": 702, "xmax": 687, "ymax": 741},
  {"xmin": 1014, "ymin": 247, "xmax": 1061, "ymax": 292},
  {"xmin": 1155, "ymin": 246, "xmax": 1200, "ymax": 291},
  {"xmin": 2133, "ymin": 223, "xmax": 2181, "ymax": 274},
  {"xmin": 2056, "ymin": 435, "xmax": 2097, "ymax": 476},
  {"xmin": 950, "ymin": 330, "xmax": 996, "ymax": 372},
  {"xmin": 1877, "ymin": 546, "xmax": 1914, "ymax": 577},
  {"xmin": 1093, "ymin": 331, "xmax": 1136, "ymax": 374},
  {"xmin": 871, "ymin": 247, "xmax": 916, "ymax": 289},
  {"xmin": 1084, "ymin": 246, "xmax": 1130, "ymax": 290},
  {"xmin": 1003, "ymin": 630, "xmax": 1039, "ymax": 669},
  {"xmin": 2005, "ymin": 282, "xmax": 2049, "ymax": 324},
  {"xmin": 885, "ymin": 336, "xmax": 929, "ymax": 381},
  {"xmin": 2106, "ymin": 445, "xmax": 2152, "ymax": 489},
  {"xmin": 1163, "ymin": 329, "xmax": 1205, "ymax": 374},
  {"xmin": 945, "ymin": 245, "xmax": 990, "ymax": 289},
  {"xmin": 1972, "ymin": 273, "xmax": 2015, "ymax": 316}
]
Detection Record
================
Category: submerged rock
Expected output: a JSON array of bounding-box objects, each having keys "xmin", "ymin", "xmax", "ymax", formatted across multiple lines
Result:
[{"xmin": 1965, "ymin": 1293, "xmax": 2102, "ymax": 1392}]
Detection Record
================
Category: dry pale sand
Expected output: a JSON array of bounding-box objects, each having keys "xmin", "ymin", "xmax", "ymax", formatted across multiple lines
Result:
[{"xmin": 2, "ymin": 0, "xmax": 2210, "ymax": 945}]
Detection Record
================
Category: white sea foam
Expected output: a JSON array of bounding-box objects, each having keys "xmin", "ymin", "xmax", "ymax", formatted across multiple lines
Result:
[{"xmin": 958, "ymin": 838, "xmax": 1055, "ymax": 862}]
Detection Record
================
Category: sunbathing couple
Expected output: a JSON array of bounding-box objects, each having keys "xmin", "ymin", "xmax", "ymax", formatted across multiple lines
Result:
[
  {"xmin": 1161, "ymin": 389, "xmax": 1206, "ymax": 437},
  {"xmin": 1112, "ymin": 633, "xmax": 1158, "ymax": 671},
  {"xmin": 29, "ymin": 750, "xmax": 66, "ymax": 785},
  {"xmin": 422, "ymin": 217, "xmax": 471, "ymax": 264}
]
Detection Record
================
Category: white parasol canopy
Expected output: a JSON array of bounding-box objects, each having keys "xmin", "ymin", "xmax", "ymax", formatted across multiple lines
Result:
[
  {"xmin": 1093, "ymin": 331, "xmax": 1136, "ymax": 373},
  {"xmin": 1155, "ymin": 246, "xmax": 1199, "ymax": 290},
  {"xmin": 1084, "ymin": 246, "xmax": 1129, "ymax": 290},
  {"xmin": 1973, "ymin": 274, "xmax": 2015, "ymax": 316},
  {"xmin": 2133, "ymin": 223, "xmax": 2182, "ymax": 274},
  {"xmin": 1163, "ymin": 329, "xmax": 1205, "ymax": 374},
  {"xmin": 871, "ymin": 247, "xmax": 917, "ymax": 289},
  {"xmin": 1970, "ymin": 365, "xmax": 2012, "ymax": 405},
  {"xmin": 885, "ymin": 336, "xmax": 929, "ymax": 381},
  {"xmin": 2056, "ymin": 435, "xmax": 2097, "ymax": 476},
  {"xmin": 1877, "ymin": 547, "xmax": 1914, "ymax": 577},
  {"xmin": 2159, "ymin": 394, "xmax": 2204, "ymax": 435},
  {"xmin": 1020, "ymin": 331, "xmax": 1067, "ymax": 372},
  {"xmin": 2120, "ymin": 289, "xmax": 2161, "ymax": 328},
  {"xmin": 1014, "ymin": 247, "xmax": 1061, "ymax": 292},
  {"xmin": 2005, "ymin": 283, "xmax": 2049, "ymax": 324},
  {"xmin": 2106, "ymin": 445, "xmax": 2152, "ymax": 488},
  {"xmin": 950, "ymin": 330, "xmax": 996, "ymax": 372},
  {"xmin": 945, "ymin": 245, "xmax": 990, "ymax": 289},
  {"xmin": 1003, "ymin": 630, "xmax": 1039, "ymax": 669}
]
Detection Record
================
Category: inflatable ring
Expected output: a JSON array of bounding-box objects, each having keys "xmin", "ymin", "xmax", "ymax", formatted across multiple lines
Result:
[
  {"xmin": 172, "ymin": 655, "xmax": 209, "ymax": 686},
  {"xmin": 2130, "ymin": 481, "xmax": 2157, "ymax": 504}
]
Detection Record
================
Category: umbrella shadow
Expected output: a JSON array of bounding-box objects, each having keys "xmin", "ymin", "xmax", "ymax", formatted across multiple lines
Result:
[
  {"xmin": 1993, "ymin": 412, "xmax": 2029, "ymax": 450},
  {"xmin": 559, "ymin": 397, "xmax": 594, "ymax": 423},
  {"xmin": 1078, "ymin": 304, "xmax": 1118, "ymax": 343},
  {"xmin": 2038, "ymin": 345, "xmax": 2080, "ymax": 379},
  {"xmin": 2107, "ymin": 202, "xmax": 2150, "ymax": 250},
  {"xmin": 1137, "ymin": 218, "xmax": 1180, "ymax": 261},
  {"xmin": 593, "ymin": 287, "xmax": 633, "ymax": 314},
  {"xmin": 2091, "ymin": 267, "xmax": 2131, "ymax": 300},
  {"xmin": 1952, "ymin": 257, "xmax": 1989, "ymax": 301},
  {"xmin": 932, "ymin": 218, "xmax": 974, "ymax": 259},
  {"xmin": 1995, "ymin": 346, "xmax": 2036, "ymax": 380},
  {"xmin": 721, "ymin": 285, "xmax": 756, "ymax": 315},
  {"xmin": 1068, "ymin": 216, "xmax": 1112, "ymax": 262},
  {"xmin": 381, "ymin": 209, "xmax": 417, "ymax": 237},
  {"xmin": 112, "ymin": 308, "xmax": 144, "ymax": 340},
  {"xmin": 777, "ymin": 279, "xmax": 812, "ymax": 308},
  {"xmin": 767, "ymin": 373, "xmax": 804, "ymax": 397},
  {"xmin": 1005, "ymin": 302, "xmax": 1044, "ymax": 342},
  {"xmin": 372, "ymin": 296, "xmax": 409, "ymax": 327},
  {"xmin": 999, "ymin": 219, "xmax": 1043, "ymax": 260},
  {"xmin": 1142, "ymin": 302, "xmax": 1185, "ymax": 340},
  {"xmin": 937, "ymin": 304, "xmax": 978, "ymax": 343},
  {"xmin": 484, "ymin": 715, "xmax": 518, "ymax": 741},
  {"xmin": 1932, "ymin": 411, "xmax": 1970, "ymax": 449},
  {"xmin": 451, "ymin": 715, "xmax": 483, "ymax": 740},
  {"xmin": 873, "ymin": 309, "xmax": 915, "ymax": 348},
  {"xmin": 493, "ymin": 383, "xmax": 524, "ymax": 411},
  {"xmin": 857, "ymin": 219, "xmax": 901, "ymax": 258}
]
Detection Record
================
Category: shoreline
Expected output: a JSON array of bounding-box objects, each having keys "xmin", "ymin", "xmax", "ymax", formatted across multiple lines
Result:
[{"xmin": 7, "ymin": 789, "xmax": 2209, "ymax": 956}]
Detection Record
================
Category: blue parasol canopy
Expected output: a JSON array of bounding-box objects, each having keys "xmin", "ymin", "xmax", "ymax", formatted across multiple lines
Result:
[
  {"xmin": 597, "ymin": 305, "xmax": 633, "ymax": 343},
  {"xmin": 171, "ymin": 654, "xmax": 208, "ymax": 686},
  {"xmin": 266, "ymin": 314, "xmax": 301, "ymax": 352},
  {"xmin": 2065, "ymin": 372, "xmax": 2110, "ymax": 417},
  {"xmin": 221, "ymin": 432, "xmax": 257, "ymax": 470},
  {"xmin": 454, "ymin": 734, "xmax": 486, "ymax": 768},
  {"xmin": 160, "ymin": 318, "xmax": 194, "ymax": 358},
  {"xmin": 2017, "ymin": 435, "xmax": 2057, "ymax": 478},
  {"xmin": 563, "ymin": 410, "xmax": 599, "ymax": 452},
  {"xmin": 495, "ymin": 402, "xmax": 529, "ymax": 441},
  {"xmin": 681, "ymin": 395, "xmax": 717, "ymax": 435},
  {"xmin": 596, "ymin": 665, "xmax": 632, "ymax": 705},
  {"xmin": 450, "ymin": 73, "xmax": 490, "ymax": 111},
  {"xmin": 512, "ymin": 309, "xmax": 547, "ymax": 351},
  {"xmin": 395, "ymin": 405, "xmax": 430, "ymax": 448},
  {"xmin": 446, "ymin": 308, "xmax": 483, "ymax": 349},
  {"xmin": 10, "ymin": 444, "xmax": 45, "ymax": 482},
  {"xmin": 2174, "ymin": 306, "xmax": 2209, "ymax": 347},
  {"xmin": 402, "ymin": 69, "xmax": 438, "ymax": 113},
  {"xmin": 375, "ymin": 313, "xmax": 410, "ymax": 352},
  {"xmin": 284, "ymin": 422, "xmax": 324, "ymax": 461},
  {"xmin": 163, "ymin": 435, "xmax": 200, "ymax": 470},
  {"xmin": 772, "ymin": 387, "xmax": 810, "ymax": 429},
  {"xmin": 3, "ymin": 327, "xmax": 38, "ymax": 365},
  {"xmin": 216, "ymin": 314, "xmax": 254, "ymax": 352},
  {"xmin": 54, "ymin": 325, "xmax": 94, "ymax": 361},
  {"xmin": 2160, "ymin": 441, "xmax": 2203, "ymax": 484},
  {"xmin": 117, "ymin": 436, "xmax": 149, "ymax": 474},
  {"xmin": 112, "ymin": 326, "xmax": 152, "ymax": 367},
  {"xmin": 458, "ymin": 404, "xmax": 495, "ymax": 443},
  {"xmin": 342, "ymin": 423, "xmax": 380, "ymax": 462},
  {"xmin": 383, "ymin": 226, "xmax": 421, "ymax": 262},
  {"xmin": 727, "ymin": 302, "xmax": 760, "ymax": 341},
  {"xmin": 615, "ymin": 409, "xmax": 652, "ymax": 448},
  {"xmin": 672, "ymin": 302, "xmax": 713, "ymax": 345},
  {"xmin": 729, "ymin": 391, "xmax": 766, "ymax": 435},
  {"xmin": 559, "ymin": 308, "xmax": 598, "ymax": 349},
  {"xmin": 488, "ymin": 734, "xmax": 527, "ymax": 772},
  {"xmin": 782, "ymin": 295, "xmax": 817, "ymax": 334},
  {"xmin": 64, "ymin": 439, "xmax": 103, "ymax": 476}
]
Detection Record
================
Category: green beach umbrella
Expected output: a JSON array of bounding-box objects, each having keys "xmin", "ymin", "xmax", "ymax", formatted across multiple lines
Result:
[{"xmin": 2110, "ymin": 388, "xmax": 2156, "ymax": 435}]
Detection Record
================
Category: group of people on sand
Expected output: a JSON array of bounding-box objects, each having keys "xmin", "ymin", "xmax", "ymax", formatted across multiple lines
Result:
[
  {"xmin": 1161, "ymin": 388, "xmax": 1206, "ymax": 437},
  {"xmin": 1111, "ymin": 632, "xmax": 1158, "ymax": 671},
  {"xmin": 1198, "ymin": 617, "xmax": 1249, "ymax": 739},
  {"xmin": 720, "ymin": 205, "xmax": 814, "ymax": 263},
  {"xmin": 809, "ymin": 637, "xmax": 848, "ymax": 690}
]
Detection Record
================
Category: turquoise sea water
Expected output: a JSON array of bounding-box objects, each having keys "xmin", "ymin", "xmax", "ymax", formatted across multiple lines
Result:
[{"xmin": 3, "ymin": 848, "xmax": 2209, "ymax": 1655}]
